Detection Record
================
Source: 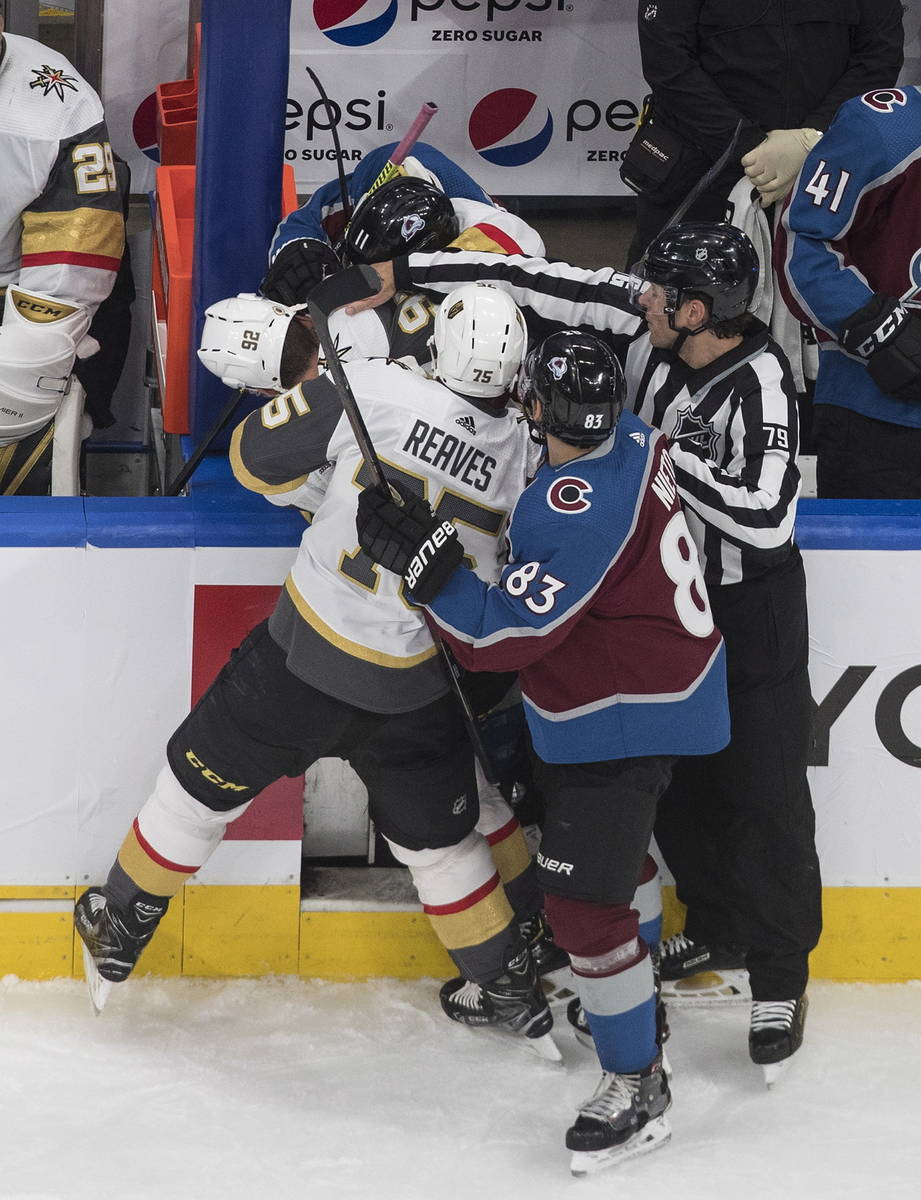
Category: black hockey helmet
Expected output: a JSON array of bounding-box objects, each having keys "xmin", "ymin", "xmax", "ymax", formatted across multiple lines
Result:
[
  {"xmin": 518, "ymin": 329, "xmax": 626, "ymax": 448},
  {"xmin": 339, "ymin": 176, "xmax": 460, "ymax": 265},
  {"xmin": 635, "ymin": 222, "xmax": 759, "ymax": 328}
]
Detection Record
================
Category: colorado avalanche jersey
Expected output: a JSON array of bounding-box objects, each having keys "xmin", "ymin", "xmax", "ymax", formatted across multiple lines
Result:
[
  {"xmin": 0, "ymin": 33, "xmax": 124, "ymax": 313},
  {"xmin": 230, "ymin": 359, "xmax": 540, "ymax": 713},
  {"xmin": 776, "ymin": 86, "xmax": 921, "ymax": 429},
  {"xmin": 271, "ymin": 141, "xmax": 544, "ymax": 262},
  {"xmin": 424, "ymin": 411, "xmax": 729, "ymax": 764}
]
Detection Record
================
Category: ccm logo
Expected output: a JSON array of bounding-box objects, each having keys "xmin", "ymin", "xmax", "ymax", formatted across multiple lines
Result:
[
  {"xmin": 537, "ymin": 851, "xmax": 573, "ymax": 876},
  {"xmin": 185, "ymin": 749, "xmax": 248, "ymax": 792}
]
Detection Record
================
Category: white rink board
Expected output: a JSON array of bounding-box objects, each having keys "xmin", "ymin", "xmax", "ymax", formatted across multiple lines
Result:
[{"xmin": 0, "ymin": 536, "xmax": 919, "ymax": 888}]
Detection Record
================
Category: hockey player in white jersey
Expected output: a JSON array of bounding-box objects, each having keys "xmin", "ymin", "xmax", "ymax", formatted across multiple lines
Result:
[
  {"xmin": 74, "ymin": 284, "xmax": 563, "ymax": 1053},
  {"xmin": 0, "ymin": 16, "xmax": 126, "ymax": 492}
]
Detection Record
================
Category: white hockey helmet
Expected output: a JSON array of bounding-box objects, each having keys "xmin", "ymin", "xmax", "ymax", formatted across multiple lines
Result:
[
  {"xmin": 197, "ymin": 293, "xmax": 307, "ymax": 391},
  {"xmin": 429, "ymin": 282, "xmax": 527, "ymax": 399}
]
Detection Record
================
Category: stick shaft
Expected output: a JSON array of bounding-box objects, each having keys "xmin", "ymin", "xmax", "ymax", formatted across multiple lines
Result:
[{"xmin": 366, "ymin": 101, "xmax": 438, "ymax": 195}]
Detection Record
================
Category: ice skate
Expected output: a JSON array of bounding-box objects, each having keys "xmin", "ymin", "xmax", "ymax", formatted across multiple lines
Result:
[
  {"xmin": 658, "ymin": 931, "xmax": 750, "ymax": 1005},
  {"xmin": 74, "ymin": 888, "xmax": 167, "ymax": 1013},
  {"xmin": 520, "ymin": 912, "xmax": 575, "ymax": 1010},
  {"xmin": 749, "ymin": 995, "xmax": 808, "ymax": 1087},
  {"xmin": 440, "ymin": 945, "xmax": 562, "ymax": 1063},
  {"xmin": 566, "ymin": 1053, "xmax": 671, "ymax": 1176}
]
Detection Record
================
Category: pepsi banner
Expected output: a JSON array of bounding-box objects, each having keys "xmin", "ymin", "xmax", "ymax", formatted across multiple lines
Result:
[{"xmin": 290, "ymin": 0, "xmax": 645, "ymax": 195}]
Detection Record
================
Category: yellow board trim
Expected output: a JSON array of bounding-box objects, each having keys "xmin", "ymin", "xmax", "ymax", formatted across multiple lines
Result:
[{"xmin": 2, "ymin": 884, "xmax": 919, "ymax": 982}]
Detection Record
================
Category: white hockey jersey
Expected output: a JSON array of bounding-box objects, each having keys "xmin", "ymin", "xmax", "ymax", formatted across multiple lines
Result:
[
  {"xmin": 0, "ymin": 32, "xmax": 124, "ymax": 314},
  {"xmin": 230, "ymin": 359, "xmax": 540, "ymax": 712}
]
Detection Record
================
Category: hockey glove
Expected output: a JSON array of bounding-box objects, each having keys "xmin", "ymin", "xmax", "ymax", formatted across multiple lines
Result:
[
  {"xmin": 260, "ymin": 238, "xmax": 342, "ymax": 306},
  {"xmin": 741, "ymin": 127, "xmax": 822, "ymax": 207},
  {"xmin": 356, "ymin": 480, "xmax": 464, "ymax": 605},
  {"xmin": 840, "ymin": 294, "xmax": 921, "ymax": 404}
]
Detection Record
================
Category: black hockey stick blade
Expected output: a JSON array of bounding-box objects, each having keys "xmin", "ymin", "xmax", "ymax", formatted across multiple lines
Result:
[{"xmin": 308, "ymin": 265, "xmax": 389, "ymax": 491}]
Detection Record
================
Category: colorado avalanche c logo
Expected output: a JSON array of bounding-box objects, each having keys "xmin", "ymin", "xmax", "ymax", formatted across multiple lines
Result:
[
  {"xmin": 547, "ymin": 476, "xmax": 592, "ymax": 514},
  {"xmin": 401, "ymin": 213, "xmax": 425, "ymax": 241},
  {"xmin": 861, "ymin": 89, "xmax": 907, "ymax": 113},
  {"xmin": 547, "ymin": 356, "xmax": 568, "ymax": 380}
]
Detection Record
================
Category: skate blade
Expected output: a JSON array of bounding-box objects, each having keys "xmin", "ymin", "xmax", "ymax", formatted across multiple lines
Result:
[
  {"xmin": 660, "ymin": 968, "xmax": 750, "ymax": 1006},
  {"xmin": 81, "ymin": 942, "xmax": 113, "ymax": 1016},
  {"xmin": 570, "ymin": 1115, "xmax": 671, "ymax": 1177},
  {"xmin": 761, "ymin": 1057, "xmax": 794, "ymax": 1088},
  {"xmin": 527, "ymin": 1029, "xmax": 564, "ymax": 1064}
]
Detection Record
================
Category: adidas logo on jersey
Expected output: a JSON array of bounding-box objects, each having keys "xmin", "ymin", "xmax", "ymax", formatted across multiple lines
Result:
[
  {"xmin": 629, "ymin": 431, "xmax": 646, "ymax": 447},
  {"xmin": 455, "ymin": 415, "xmax": 477, "ymax": 435}
]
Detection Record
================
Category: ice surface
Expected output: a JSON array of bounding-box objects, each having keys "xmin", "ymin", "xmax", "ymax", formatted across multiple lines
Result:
[{"xmin": 0, "ymin": 975, "xmax": 919, "ymax": 1200}]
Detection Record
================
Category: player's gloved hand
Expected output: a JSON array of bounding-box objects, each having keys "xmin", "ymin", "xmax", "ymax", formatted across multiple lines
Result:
[
  {"xmin": 840, "ymin": 294, "xmax": 921, "ymax": 404},
  {"xmin": 260, "ymin": 238, "xmax": 342, "ymax": 306},
  {"xmin": 357, "ymin": 479, "xmax": 464, "ymax": 605},
  {"xmin": 741, "ymin": 128, "xmax": 822, "ymax": 207}
]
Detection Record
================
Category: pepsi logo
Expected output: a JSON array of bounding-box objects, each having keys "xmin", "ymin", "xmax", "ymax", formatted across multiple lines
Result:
[
  {"xmin": 132, "ymin": 93, "xmax": 160, "ymax": 163},
  {"xmin": 314, "ymin": 0, "xmax": 398, "ymax": 47},
  {"xmin": 469, "ymin": 88, "xmax": 553, "ymax": 167}
]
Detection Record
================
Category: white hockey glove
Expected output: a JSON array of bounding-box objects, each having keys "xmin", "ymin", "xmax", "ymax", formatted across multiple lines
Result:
[
  {"xmin": 0, "ymin": 288, "xmax": 88, "ymax": 444},
  {"xmin": 398, "ymin": 155, "xmax": 444, "ymax": 193},
  {"xmin": 741, "ymin": 128, "xmax": 822, "ymax": 207}
]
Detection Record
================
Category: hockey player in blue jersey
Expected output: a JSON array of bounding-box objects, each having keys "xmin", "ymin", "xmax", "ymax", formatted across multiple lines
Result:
[
  {"xmin": 357, "ymin": 328, "xmax": 730, "ymax": 1176},
  {"xmin": 261, "ymin": 142, "xmax": 544, "ymax": 307},
  {"xmin": 776, "ymin": 86, "xmax": 921, "ymax": 497}
]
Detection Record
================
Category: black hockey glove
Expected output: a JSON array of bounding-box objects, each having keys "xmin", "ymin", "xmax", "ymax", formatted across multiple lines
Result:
[
  {"xmin": 356, "ymin": 480, "xmax": 464, "ymax": 606},
  {"xmin": 260, "ymin": 238, "xmax": 342, "ymax": 306},
  {"xmin": 840, "ymin": 294, "xmax": 921, "ymax": 404}
]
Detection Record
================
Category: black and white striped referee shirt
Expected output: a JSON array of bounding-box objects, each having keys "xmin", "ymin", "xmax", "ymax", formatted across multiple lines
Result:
[{"xmin": 394, "ymin": 249, "xmax": 801, "ymax": 587}]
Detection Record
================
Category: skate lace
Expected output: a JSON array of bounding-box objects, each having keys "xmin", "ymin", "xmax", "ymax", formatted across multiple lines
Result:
[
  {"xmin": 450, "ymin": 980, "xmax": 485, "ymax": 1011},
  {"xmin": 660, "ymin": 931, "xmax": 694, "ymax": 959},
  {"xmin": 750, "ymin": 999, "xmax": 797, "ymax": 1031},
  {"xmin": 578, "ymin": 1072, "xmax": 637, "ymax": 1121}
]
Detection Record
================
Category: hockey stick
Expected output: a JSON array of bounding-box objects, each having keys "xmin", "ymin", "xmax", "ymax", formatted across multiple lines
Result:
[
  {"xmin": 364, "ymin": 101, "xmax": 438, "ymax": 197},
  {"xmin": 164, "ymin": 385, "xmax": 245, "ymax": 496},
  {"xmin": 305, "ymin": 67, "xmax": 353, "ymax": 224},
  {"xmin": 307, "ymin": 265, "xmax": 500, "ymax": 783},
  {"xmin": 662, "ymin": 117, "xmax": 744, "ymax": 231}
]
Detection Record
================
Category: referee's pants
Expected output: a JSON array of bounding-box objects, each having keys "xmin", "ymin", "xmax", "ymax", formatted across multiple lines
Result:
[{"xmin": 654, "ymin": 547, "xmax": 822, "ymax": 1001}]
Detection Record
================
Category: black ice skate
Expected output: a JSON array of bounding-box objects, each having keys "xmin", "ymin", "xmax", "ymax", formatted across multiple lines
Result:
[
  {"xmin": 440, "ymin": 945, "xmax": 561, "ymax": 1062},
  {"xmin": 74, "ymin": 887, "xmax": 168, "ymax": 1014},
  {"xmin": 519, "ymin": 912, "xmax": 574, "ymax": 1009},
  {"xmin": 749, "ymin": 995, "xmax": 808, "ymax": 1087},
  {"xmin": 566, "ymin": 1053, "xmax": 672, "ymax": 1176},
  {"xmin": 658, "ymin": 931, "xmax": 749, "ymax": 1005}
]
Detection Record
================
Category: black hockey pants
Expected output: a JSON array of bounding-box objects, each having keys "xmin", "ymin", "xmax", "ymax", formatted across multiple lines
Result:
[{"xmin": 654, "ymin": 548, "xmax": 823, "ymax": 1000}]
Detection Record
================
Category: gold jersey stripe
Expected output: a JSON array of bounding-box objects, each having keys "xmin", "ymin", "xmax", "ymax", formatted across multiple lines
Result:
[
  {"xmin": 229, "ymin": 419, "xmax": 311, "ymax": 495},
  {"xmin": 117, "ymin": 827, "xmax": 195, "ymax": 898},
  {"xmin": 21, "ymin": 207, "xmax": 125, "ymax": 260},
  {"xmin": 284, "ymin": 574, "xmax": 439, "ymax": 669},
  {"xmin": 450, "ymin": 227, "xmax": 513, "ymax": 254},
  {"xmin": 425, "ymin": 885, "xmax": 515, "ymax": 951}
]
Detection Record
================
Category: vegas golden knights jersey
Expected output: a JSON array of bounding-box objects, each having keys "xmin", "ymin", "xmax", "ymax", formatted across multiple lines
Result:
[{"xmin": 231, "ymin": 358, "xmax": 541, "ymax": 712}]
